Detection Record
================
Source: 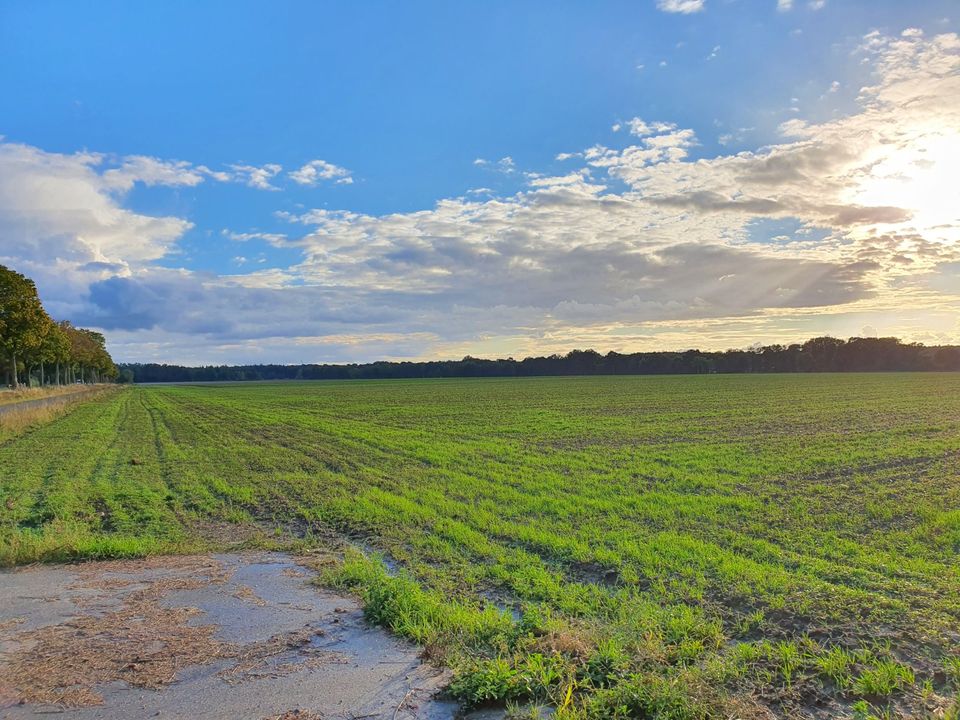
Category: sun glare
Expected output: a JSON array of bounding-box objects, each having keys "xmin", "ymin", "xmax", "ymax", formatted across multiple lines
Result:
[{"xmin": 852, "ymin": 131, "xmax": 960, "ymax": 241}]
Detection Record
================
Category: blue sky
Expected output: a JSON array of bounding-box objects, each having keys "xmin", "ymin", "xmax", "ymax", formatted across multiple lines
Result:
[{"xmin": 0, "ymin": 1, "xmax": 958, "ymax": 363}]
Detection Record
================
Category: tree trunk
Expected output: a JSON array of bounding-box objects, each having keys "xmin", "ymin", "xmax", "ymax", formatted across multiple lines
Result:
[
  {"xmin": 40, "ymin": 362, "xmax": 45, "ymax": 386},
  {"xmin": 10, "ymin": 353, "xmax": 18, "ymax": 388},
  {"xmin": 55, "ymin": 363, "xmax": 60, "ymax": 386}
]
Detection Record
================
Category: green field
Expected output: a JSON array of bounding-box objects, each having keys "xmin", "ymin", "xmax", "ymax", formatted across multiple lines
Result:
[{"xmin": 2, "ymin": 375, "xmax": 959, "ymax": 718}]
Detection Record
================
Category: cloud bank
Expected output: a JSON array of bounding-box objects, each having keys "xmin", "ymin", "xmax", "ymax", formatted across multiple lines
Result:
[{"xmin": 0, "ymin": 29, "xmax": 957, "ymax": 364}]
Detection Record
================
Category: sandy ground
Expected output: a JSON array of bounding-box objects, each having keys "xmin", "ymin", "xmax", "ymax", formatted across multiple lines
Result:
[{"xmin": 0, "ymin": 552, "xmax": 462, "ymax": 720}]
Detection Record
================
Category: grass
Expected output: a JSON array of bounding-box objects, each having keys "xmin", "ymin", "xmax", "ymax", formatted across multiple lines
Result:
[
  {"xmin": 0, "ymin": 384, "xmax": 96, "ymax": 406},
  {"xmin": 853, "ymin": 658, "xmax": 915, "ymax": 697},
  {"xmin": 0, "ymin": 385, "xmax": 121, "ymax": 443},
  {"xmin": 1, "ymin": 374, "xmax": 959, "ymax": 716}
]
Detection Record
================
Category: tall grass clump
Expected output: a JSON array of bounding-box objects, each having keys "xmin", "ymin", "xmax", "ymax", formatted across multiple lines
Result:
[{"xmin": 323, "ymin": 551, "xmax": 514, "ymax": 652}]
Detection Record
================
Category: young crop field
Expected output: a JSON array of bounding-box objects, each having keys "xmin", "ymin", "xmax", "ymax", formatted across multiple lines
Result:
[{"xmin": 1, "ymin": 375, "xmax": 959, "ymax": 718}]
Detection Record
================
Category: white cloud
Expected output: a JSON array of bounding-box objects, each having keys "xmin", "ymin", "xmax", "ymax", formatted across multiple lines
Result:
[
  {"xmin": 525, "ymin": 170, "xmax": 594, "ymax": 189},
  {"xmin": 46, "ymin": 153, "xmax": 346, "ymax": 194},
  {"xmin": 222, "ymin": 229, "xmax": 289, "ymax": 246},
  {"xmin": 656, "ymin": 0, "xmax": 705, "ymax": 14},
  {"xmin": 777, "ymin": 0, "xmax": 793, "ymax": 11},
  {"xmin": 0, "ymin": 142, "xmax": 192, "ymax": 321},
  {"xmin": 717, "ymin": 127, "xmax": 754, "ymax": 146},
  {"xmin": 778, "ymin": 118, "xmax": 810, "ymax": 137},
  {"xmin": 288, "ymin": 159, "xmax": 353, "ymax": 186},
  {"xmin": 227, "ymin": 163, "xmax": 283, "ymax": 191},
  {"xmin": 474, "ymin": 156, "xmax": 516, "ymax": 173},
  {"xmin": 626, "ymin": 118, "xmax": 677, "ymax": 136},
  {"xmin": 809, "ymin": 0, "xmax": 826, "ymax": 9},
  {"xmin": 101, "ymin": 156, "xmax": 206, "ymax": 191}
]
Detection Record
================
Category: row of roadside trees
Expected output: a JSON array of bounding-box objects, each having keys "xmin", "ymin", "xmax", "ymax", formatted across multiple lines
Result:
[{"xmin": 0, "ymin": 265, "xmax": 117, "ymax": 387}]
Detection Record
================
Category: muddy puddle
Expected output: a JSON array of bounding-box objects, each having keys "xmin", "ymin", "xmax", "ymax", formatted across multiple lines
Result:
[{"xmin": 0, "ymin": 552, "xmax": 460, "ymax": 719}]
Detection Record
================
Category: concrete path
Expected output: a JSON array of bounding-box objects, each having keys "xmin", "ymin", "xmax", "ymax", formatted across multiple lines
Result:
[{"xmin": 0, "ymin": 552, "xmax": 459, "ymax": 720}]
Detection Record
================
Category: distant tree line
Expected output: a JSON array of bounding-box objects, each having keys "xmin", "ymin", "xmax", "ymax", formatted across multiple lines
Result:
[
  {"xmin": 0, "ymin": 265, "xmax": 118, "ymax": 387},
  {"xmin": 120, "ymin": 336, "xmax": 960, "ymax": 384}
]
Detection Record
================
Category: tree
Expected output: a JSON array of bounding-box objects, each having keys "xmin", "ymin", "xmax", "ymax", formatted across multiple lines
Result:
[
  {"xmin": 0, "ymin": 266, "xmax": 119, "ymax": 387},
  {"xmin": 801, "ymin": 336, "xmax": 845, "ymax": 372},
  {"xmin": 0, "ymin": 265, "xmax": 50, "ymax": 387},
  {"xmin": 40, "ymin": 322, "xmax": 72, "ymax": 385},
  {"xmin": 58, "ymin": 322, "xmax": 117, "ymax": 383}
]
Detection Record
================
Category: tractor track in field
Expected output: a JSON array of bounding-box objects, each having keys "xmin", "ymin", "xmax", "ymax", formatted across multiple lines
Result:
[{"xmin": 774, "ymin": 447, "xmax": 960, "ymax": 487}]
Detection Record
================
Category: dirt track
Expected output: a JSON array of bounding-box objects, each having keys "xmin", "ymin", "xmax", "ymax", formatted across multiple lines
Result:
[{"xmin": 0, "ymin": 552, "xmax": 460, "ymax": 719}]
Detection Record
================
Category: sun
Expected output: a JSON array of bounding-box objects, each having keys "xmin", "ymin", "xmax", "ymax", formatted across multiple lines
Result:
[{"xmin": 851, "ymin": 130, "xmax": 960, "ymax": 242}]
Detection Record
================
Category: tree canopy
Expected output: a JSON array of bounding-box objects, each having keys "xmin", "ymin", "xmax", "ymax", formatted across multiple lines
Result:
[
  {"xmin": 0, "ymin": 265, "xmax": 117, "ymax": 387},
  {"xmin": 120, "ymin": 336, "xmax": 960, "ymax": 384}
]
